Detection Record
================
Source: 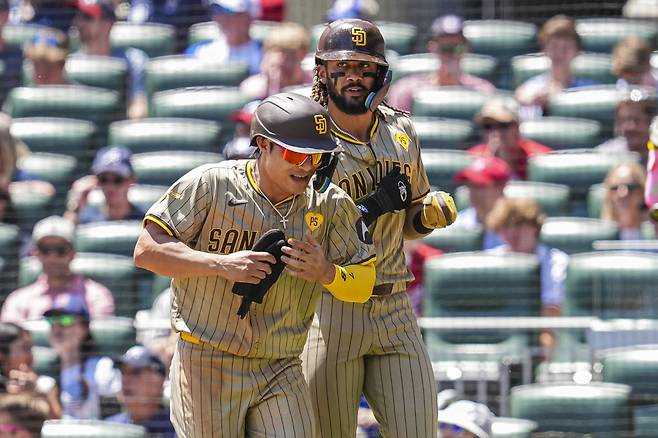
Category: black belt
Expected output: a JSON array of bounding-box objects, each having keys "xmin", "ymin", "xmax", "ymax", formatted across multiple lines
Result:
[{"xmin": 372, "ymin": 282, "xmax": 410, "ymax": 296}]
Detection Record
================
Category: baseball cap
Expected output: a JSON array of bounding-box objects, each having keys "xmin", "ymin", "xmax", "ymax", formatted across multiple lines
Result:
[
  {"xmin": 92, "ymin": 146, "xmax": 134, "ymax": 178},
  {"xmin": 209, "ymin": 0, "xmax": 260, "ymax": 16},
  {"xmin": 25, "ymin": 30, "xmax": 69, "ymax": 63},
  {"xmin": 475, "ymin": 98, "xmax": 520, "ymax": 124},
  {"xmin": 231, "ymin": 100, "xmax": 261, "ymax": 126},
  {"xmin": 76, "ymin": 0, "xmax": 116, "ymax": 19},
  {"xmin": 326, "ymin": 0, "xmax": 380, "ymax": 22},
  {"xmin": 223, "ymin": 137, "xmax": 256, "ymax": 160},
  {"xmin": 438, "ymin": 400, "xmax": 494, "ymax": 438},
  {"xmin": 32, "ymin": 216, "xmax": 75, "ymax": 244},
  {"xmin": 455, "ymin": 156, "xmax": 512, "ymax": 186},
  {"xmin": 430, "ymin": 14, "xmax": 464, "ymax": 38},
  {"xmin": 43, "ymin": 294, "xmax": 90, "ymax": 320},
  {"xmin": 114, "ymin": 345, "xmax": 166, "ymax": 376}
]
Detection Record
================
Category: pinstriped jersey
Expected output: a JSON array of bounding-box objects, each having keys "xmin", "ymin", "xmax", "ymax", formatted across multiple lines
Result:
[
  {"xmin": 330, "ymin": 105, "xmax": 430, "ymax": 292},
  {"xmin": 145, "ymin": 159, "xmax": 375, "ymax": 359}
]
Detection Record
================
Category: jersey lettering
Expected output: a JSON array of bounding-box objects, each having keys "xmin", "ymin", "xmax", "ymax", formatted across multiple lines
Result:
[
  {"xmin": 339, "ymin": 159, "xmax": 413, "ymax": 202},
  {"xmin": 208, "ymin": 228, "xmax": 258, "ymax": 254}
]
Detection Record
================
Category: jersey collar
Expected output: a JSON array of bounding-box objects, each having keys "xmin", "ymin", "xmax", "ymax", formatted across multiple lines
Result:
[
  {"xmin": 245, "ymin": 160, "xmax": 296, "ymax": 207},
  {"xmin": 330, "ymin": 113, "xmax": 380, "ymax": 145}
]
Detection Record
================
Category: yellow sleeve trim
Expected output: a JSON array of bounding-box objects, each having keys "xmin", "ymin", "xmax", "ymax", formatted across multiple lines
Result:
[
  {"xmin": 144, "ymin": 215, "xmax": 174, "ymax": 237},
  {"xmin": 649, "ymin": 141, "xmax": 656, "ymax": 151},
  {"xmin": 322, "ymin": 259, "xmax": 376, "ymax": 303}
]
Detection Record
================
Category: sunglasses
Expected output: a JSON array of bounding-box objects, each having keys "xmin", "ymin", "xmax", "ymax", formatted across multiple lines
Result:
[
  {"xmin": 482, "ymin": 122, "xmax": 514, "ymax": 131},
  {"xmin": 609, "ymin": 183, "xmax": 641, "ymax": 192},
  {"xmin": 37, "ymin": 244, "xmax": 71, "ymax": 256},
  {"xmin": 439, "ymin": 423, "xmax": 467, "ymax": 435},
  {"xmin": 438, "ymin": 43, "xmax": 467, "ymax": 55},
  {"xmin": 46, "ymin": 314, "xmax": 76, "ymax": 327},
  {"xmin": 98, "ymin": 174, "xmax": 126, "ymax": 185},
  {"xmin": 279, "ymin": 146, "xmax": 323, "ymax": 167}
]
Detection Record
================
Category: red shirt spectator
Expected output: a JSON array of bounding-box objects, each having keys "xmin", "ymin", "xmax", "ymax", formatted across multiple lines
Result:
[{"xmin": 404, "ymin": 240, "xmax": 442, "ymax": 317}]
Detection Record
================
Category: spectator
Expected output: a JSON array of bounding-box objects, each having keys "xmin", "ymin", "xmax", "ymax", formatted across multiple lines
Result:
[
  {"xmin": 596, "ymin": 89, "xmax": 656, "ymax": 165},
  {"xmin": 0, "ymin": 0, "xmax": 23, "ymax": 104},
  {"xmin": 453, "ymin": 156, "xmax": 511, "ymax": 249},
  {"xmin": 468, "ymin": 98, "xmax": 552, "ymax": 180},
  {"xmin": 438, "ymin": 400, "xmax": 494, "ymax": 438},
  {"xmin": 240, "ymin": 22, "xmax": 310, "ymax": 100},
  {"xmin": 0, "ymin": 393, "xmax": 49, "ymax": 437},
  {"xmin": 73, "ymin": 0, "xmax": 149, "ymax": 119},
  {"xmin": 601, "ymin": 162, "xmax": 648, "ymax": 240},
  {"xmin": 222, "ymin": 100, "xmax": 259, "ymax": 159},
  {"xmin": 0, "ymin": 322, "xmax": 61, "ymax": 418},
  {"xmin": 612, "ymin": 37, "xmax": 658, "ymax": 92},
  {"xmin": 24, "ymin": 0, "xmax": 77, "ymax": 31},
  {"xmin": 0, "ymin": 215, "xmax": 115, "ymax": 322},
  {"xmin": 0, "ymin": 185, "xmax": 13, "ymax": 225},
  {"xmin": 107, "ymin": 345, "xmax": 174, "ymax": 437},
  {"xmin": 645, "ymin": 116, "xmax": 658, "ymax": 230},
  {"xmin": 24, "ymin": 29, "xmax": 70, "ymax": 86},
  {"xmin": 486, "ymin": 198, "xmax": 568, "ymax": 349},
  {"xmin": 403, "ymin": 239, "xmax": 442, "ymax": 316},
  {"xmin": 387, "ymin": 14, "xmax": 496, "ymax": 113},
  {"xmin": 45, "ymin": 297, "xmax": 119, "ymax": 419},
  {"xmin": 515, "ymin": 15, "xmax": 597, "ymax": 119},
  {"xmin": 325, "ymin": 0, "xmax": 379, "ymax": 22},
  {"xmin": 186, "ymin": 0, "xmax": 262, "ymax": 75},
  {"xmin": 65, "ymin": 146, "xmax": 143, "ymax": 225}
]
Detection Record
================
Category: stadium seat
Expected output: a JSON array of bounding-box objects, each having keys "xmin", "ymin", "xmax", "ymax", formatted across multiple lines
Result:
[
  {"xmin": 563, "ymin": 251, "xmax": 658, "ymax": 319},
  {"xmin": 131, "ymin": 151, "xmax": 222, "ymax": 186},
  {"xmin": 152, "ymin": 274, "xmax": 171, "ymax": 297},
  {"xmin": 600, "ymin": 346, "xmax": 658, "ymax": 405},
  {"xmin": 75, "ymin": 221, "xmax": 141, "ymax": 258},
  {"xmin": 32, "ymin": 345, "xmax": 58, "ymax": 378},
  {"xmin": 635, "ymin": 404, "xmax": 658, "ymax": 438},
  {"xmin": 145, "ymin": 55, "xmax": 250, "ymax": 99},
  {"xmin": 420, "ymin": 149, "xmax": 473, "ymax": 194},
  {"xmin": 455, "ymin": 181, "xmax": 571, "ymax": 217},
  {"xmin": 392, "ymin": 53, "xmax": 498, "ymax": 83},
  {"xmin": 110, "ymin": 22, "xmax": 175, "ymax": 57},
  {"xmin": 422, "ymin": 224, "xmax": 483, "ymax": 253},
  {"xmin": 109, "ymin": 118, "xmax": 222, "ymax": 154},
  {"xmin": 11, "ymin": 117, "xmax": 96, "ymax": 161},
  {"xmin": 576, "ymin": 18, "xmax": 658, "ymax": 53},
  {"xmin": 546, "ymin": 85, "xmax": 623, "ymax": 131},
  {"xmin": 641, "ymin": 221, "xmax": 656, "ymax": 240},
  {"xmin": 511, "ymin": 52, "xmax": 615, "ymax": 88},
  {"xmin": 510, "ymin": 382, "xmax": 632, "ymax": 434},
  {"xmin": 2, "ymin": 23, "xmax": 47, "ymax": 49},
  {"xmin": 0, "ymin": 223, "xmax": 20, "ymax": 295},
  {"xmin": 8, "ymin": 182, "xmax": 54, "ymax": 234},
  {"xmin": 587, "ymin": 183, "xmax": 605, "ymax": 218},
  {"xmin": 86, "ymin": 184, "xmax": 167, "ymax": 213},
  {"xmin": 412, "ymin": 87, "xmax": 494, "ymax": 120},
  {"xmin": 411, "ymin": 117, "xmax": 477, "ymax": 149},
  {"xmin": 17, "ymin": 152, "xmax": 78, "ymax": 189},
  {"xmin": 188, "ymin": 20, "xmax": 279, "ymax": 46},
  {"xmin": 311, "ymin": 21, "xmax": 418, "ymax": 55},
  {"xmin": 520, "ymin": 117, "xmax": 603, "ymax": 150},
  {"xmin": 65, "ymin": 55, "xmax": 128, "ymax": 93},
  {"xmin": 462, "ymin": 20, "xmax": 538, "ymax": 59},
  {"xmin": 540, "ymin": 217, "xmax": 619, "ymax": 254},
  {"xmin": 491, "ymin": 417, "xmax": 538, "ymax": 438},
  {"xmin": 42, "ymin": 420, "xmax": 146, "ymax": 437}
]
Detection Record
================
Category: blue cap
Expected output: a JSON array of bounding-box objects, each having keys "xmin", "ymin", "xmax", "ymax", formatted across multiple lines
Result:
[
  {"xmin": 92, "ymin": 146, "xmax": 134, "ymax": 177},
  {"xmin": 43, "ymin": 294, "xmax": 90, "ymax": 320},
  {"xmin": 115, "ymin": 345, "xmax": 166, "ymax": 376},
  {"xmin": 209, "ymin": 0, "xmax": 258, "ymax": 16}
]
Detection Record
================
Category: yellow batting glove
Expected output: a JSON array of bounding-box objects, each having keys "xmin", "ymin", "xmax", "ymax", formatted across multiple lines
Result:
[{"xmin": 421, "ymin": 191, "xmax": 457, "ymax": 229}]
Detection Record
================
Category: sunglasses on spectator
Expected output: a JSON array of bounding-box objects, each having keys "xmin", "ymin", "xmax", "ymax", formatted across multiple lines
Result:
[
  {"xmin": 608, "ymin": 183, "xmax": 641, "ymax": 192},
  {"xmin": 37, "ymin": 244, "xmax": 71, "ymax": 256},
  {"xmin": 438, "ymin": 43, "xmax": 466, "ymax": 55},
  {"xmin": 481, "ymin": 122, "xmax": 514, "ymax": 131},
  {"xmin": 45, "ymin": 314, "xmax": 76, "ymax": 327},
  {"xmin": 439, "ymin": 423, "xmax": 467, "ymax": 435},
  {"xmin": 279, "ymin": 145, "xmax": 323, "ymax": 167},
  {"xmin": 98, "ymin": 174, "xmax": 126, "ymax": 185}
]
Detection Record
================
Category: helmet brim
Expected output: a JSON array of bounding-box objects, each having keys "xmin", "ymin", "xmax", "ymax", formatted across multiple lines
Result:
[
  {"xmin": 316, "ymin": 50, "xmax": 388, "ymax": 67},
  {"xmin": 257, "ymin": 134, "xmax": 343, "ymax": 155}
]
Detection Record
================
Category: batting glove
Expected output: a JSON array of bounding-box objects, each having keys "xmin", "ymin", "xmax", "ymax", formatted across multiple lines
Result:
[{"xmin": 357, "ymin": 166, "xmax": 412, "ymax": 226}]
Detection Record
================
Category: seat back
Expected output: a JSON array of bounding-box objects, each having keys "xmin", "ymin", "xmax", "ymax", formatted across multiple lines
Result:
[
  {"xmin": 75, "ymin": 221, "xmax": 142, "ymax": 257},
  {"xmin": 463, "ymin": 20, "xmax": 538, "ymax": 58},
  {"xmin": 600, "ymin": 346, "xmax": 658, "ymax": 404},
  {"xmin": 520, "ymin": 117, "xmax": 603, "ymax": 150},
  {"xmin": 540, "ymin": 217, "xmax": 619, "ymax": 254},
  {"xmin": 65, "ymin": 55, "xmax": 128, "ymax": 93},
  {"xmin": 422, "ymin": 225, "xmax": 483, "ymax": 253},
  {"xmin": 11, "ymin": 117, "xmax": 96, "ymax": 161},
  {"xmin": 110, "ymin": 22, "xmax": 175, "ymax": 57},
  {"xmin": 42, "ymin": 419, "xmax": 146, "ymax": 437},
  {"xmin": 411, "ymin": 117, "xmax": 476, "ymax": 150},
  {"xmin": 576, "ymin": 18, "xmax": 658, "ymax": 53},
  {"xmin": 86, "ymin": 184, "xmax": 167, "ymax": 214},
  {"xmin": 412, "ymin": 87, "xmax": 495, "ymax": 119},
  {"xmin": 8, "ymin": 183, "xmax": 54, "ymax": 234},
  {"xmin": 420, "ymin": 149, "xmax": 473, "ymax": 194},
  {"xmin": 393, "ymin": 53, "xmax": 498, "ymax": 84},
  {"xmin": 131, "ymin": 151, "xmax": 222, "ymax": 186},
  {"xmin": 512, "ymin": 52, "xmax": 615, "ymax": 88}
]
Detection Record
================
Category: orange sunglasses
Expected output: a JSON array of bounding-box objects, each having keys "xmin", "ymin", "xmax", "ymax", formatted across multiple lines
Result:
[{"xmin": 279, "ymin": 145, "xmax": 323, "ymax": 167}]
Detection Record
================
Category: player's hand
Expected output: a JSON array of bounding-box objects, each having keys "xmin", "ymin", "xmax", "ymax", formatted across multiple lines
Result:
[
  {"xmin": 281, "ymin": 230, "xmax": 335, "ymax": 284},
  {"xmin": 357, "ymin": 165, "xmax": 412, "ymax": 226},
  {"xmin": 218, "ymin": 250, "xmax": 276, "ymax": 284}
]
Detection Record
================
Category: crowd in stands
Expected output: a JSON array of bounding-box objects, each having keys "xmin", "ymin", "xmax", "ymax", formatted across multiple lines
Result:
[{"xmin": 0, "ymin": 0, "xmax": 654, "ymax": 435}]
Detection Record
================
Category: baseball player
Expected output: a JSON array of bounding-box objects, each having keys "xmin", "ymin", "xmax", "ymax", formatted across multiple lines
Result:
[
  {"xmin": 303, "ymin": 19, "xmax": 458, "ymax": 438},
  {"xmin": 133, "ymin": 92, "xmax": 377, "ymax": 437}
]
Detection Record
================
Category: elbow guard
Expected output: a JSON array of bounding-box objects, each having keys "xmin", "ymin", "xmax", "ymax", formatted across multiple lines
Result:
[{"xmin": 322, "ymin": 260, "xmax": 376, "ymax": 303}]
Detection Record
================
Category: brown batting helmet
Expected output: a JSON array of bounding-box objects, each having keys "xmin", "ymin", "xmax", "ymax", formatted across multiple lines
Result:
[{"xmin": 315, "ymin": 19, "xmax": 388, "ymax": 67}]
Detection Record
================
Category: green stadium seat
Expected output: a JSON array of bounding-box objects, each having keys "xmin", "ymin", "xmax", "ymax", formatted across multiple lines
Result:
[
  {"xmin": 576, "ymin": 18, "xmax": 658, "ymax": 53},
  {"xmin": 42, "ymin": 420, "xmax": 146, "ymax": 437},
  {"xmin": 65, "ymin": 55, "xmax": 128, "ymax": 93},
  {"xmin": 2, "ymin": 23, "xmax": 48, "ymax": 49},
  {"xmin": 600, "ymin": 346, "xmax": 658, "ymax": 406},
  {"xmin": 412, "ymin": 87, "xmax": 493, "ymax": 120},
  {"xmin": 641, "ymin": 221, "xmax": 657, "ymax": 240},
  {"xmin": 392, "ymin": 53, "xmax": 498, "ymax": 83},
  {"xmin": 145, "ymin": 55, "xmax": 250, "ymax": 99},
  {"xmin": 411, "ymin": 117, "xmax": 476, "ymax": 149},
  {"xmin": 188, "ymin": 20, "xmax": 279, "ymax": 46},
  {"xmin": 635, "ymin": 404, "xmax": 658, "ymax": 438},
  {"xmin": 462, "ymin": 20, "xmax": 538, "ymax": 58},
  {"xmin": 520, "ymin": 117, "xmax": 603, "ymax": 150},
  {"xmin": 8, "ymin": 182, "xmax": 54, "ymax": 234},
  {"xmin": 109, "ymin": 118, "xmax": 222, "ymax": 154},
  {"xmin": 11, "ymin": 117, "xmax": 96, "ymax": 161},
  {"xmin": 422, "ymin": 224, "xmax": 483, "ymax": 253},
  {"xmin": 564, "ymin": 251, "xmax": 658, "ymax": 318},
  {"xmin": 311, "ymin": 21, "xmax": 418, "ymax": 55},
  {"xmin": 587, "ymin": 183, "xmax": 605, "ymax": 218},
  {"xmin": 17, "ymin": 152, "xmax": 78, "ymax": 189},
  {"xmin": 491, "ymin": 417, "xmax": 538, "ymax": 438},
  {"xmin": 420, "ymin": 149, "xmax": 473, "ymax": 194},
  {"xmin": 131, "ymin": 151, "xmax": 222, "ymax": 186},
  {"xmin": 152, "ymin": 274, "xmax": 172, "ymax": 297},
  {"xmin": 75, "ymin": 220, "xmax": 141, "ymax": 258},
  {"xmin": 510, "ymin": 382, "xmax": 632, "ymax": 434},
  {"xmin": 540, "ymin": 217, "xmax": 619, "ymax": 254},
  {"xmin": 32, "ymin": 345, "xmax": 58, "ymax": 378},
  {"xmin": 86, "ymin": 184, "xmax": 167, "ymax": 213},
  {"xmin": 546, "ymin": 85, "xmax": 623, "ymax": 130},
  {"xmin": 6, "ymin": 85, "xmax": 121, "ymax": 138},
  {"xmin": 511, "ymin": 53, "xmax": 615, "ymax": 88},
  {"xmin": 110, "ymin": 22, "xmax": 175, "ymax": 57},
  {"xmin": 0, "ymin": 223, "xmax": 20, "ymax": 296},
  {"xmin": 19, "ymin": 254, "xmax": 145, "ymax": 317}
]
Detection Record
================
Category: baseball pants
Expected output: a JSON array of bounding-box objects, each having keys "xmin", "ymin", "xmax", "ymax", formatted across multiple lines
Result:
[
  {"xmin": 303, "ymin": 290, "xmax": 438, "ymax": 438},
  {"xmin": 171, "ymin": 337, "xmax": 315, "ymax": 438}
]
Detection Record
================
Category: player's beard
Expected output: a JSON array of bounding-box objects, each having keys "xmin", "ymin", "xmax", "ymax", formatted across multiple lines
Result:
[{"xmin": 326, "ymin": 79, "xmax": 372, "ymax": 115}]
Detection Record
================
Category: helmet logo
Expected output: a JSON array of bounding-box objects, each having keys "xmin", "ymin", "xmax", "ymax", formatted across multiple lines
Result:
[
  {"xmin": 351, "ymin": 27, "xmax": 367, "ymax": 47},
  {"xmin": 314, "ymin": 115, "xmax": 327, "ymax": 134}
]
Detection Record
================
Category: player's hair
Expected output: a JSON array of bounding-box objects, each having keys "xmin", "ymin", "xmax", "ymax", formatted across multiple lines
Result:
[
  {"xmin": 538, "ymin": 14, "xmax": 581, "ymax": 50},
  {"xmin": 486, "ymin": 197, "xmax": 545, "ymax": 232},
  {"xmin": 601, "ymin": 161, "xmax": 647, "ymax": 221}
]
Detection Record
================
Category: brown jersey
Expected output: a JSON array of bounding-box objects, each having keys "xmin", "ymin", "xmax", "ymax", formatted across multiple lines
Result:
[
  {"xmin": 329, "ymin": 105, "xmax": 430, "ymax": 293},
  {"xmin": 145, "ymin": 159, "xmax": 375, "ymax": 359}
]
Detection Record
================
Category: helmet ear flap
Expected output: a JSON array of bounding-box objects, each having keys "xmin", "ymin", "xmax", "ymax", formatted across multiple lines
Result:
[{"xmin": 365, "ymin": 68, "xmax": 392, "ymax": 112}]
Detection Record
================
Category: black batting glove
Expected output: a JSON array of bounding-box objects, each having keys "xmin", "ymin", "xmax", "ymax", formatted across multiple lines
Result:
[{"xmin": 357, "ymin": 166, "xmax": 412, "ymax": 227}]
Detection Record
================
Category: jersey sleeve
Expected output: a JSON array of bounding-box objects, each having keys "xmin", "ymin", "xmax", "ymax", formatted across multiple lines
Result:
[
  {"xmin": 325, "ymin": 192, "xmax": 376, "ymax": 266},
  {"xmin": 144, "ymin": 166, "xmax": 214, "ymax": 244},
  {"xmin": 404, "ymin": 117, "xmax": 431, "ymax": 204}
]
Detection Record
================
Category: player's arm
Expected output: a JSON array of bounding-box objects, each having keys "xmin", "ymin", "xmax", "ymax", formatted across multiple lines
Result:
[{"xmin": 134, "ymin": 219, "xmax": 276, "ymax": 284}]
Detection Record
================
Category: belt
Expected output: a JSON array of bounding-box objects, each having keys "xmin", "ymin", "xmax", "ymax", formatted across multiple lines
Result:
[
  {"xmin": 180, "ymin": 332, "xmax": 201, "ymax": 345},
  {"xmin": 373, "ymin": 283, "xmax": 394, "ymax": 296}
]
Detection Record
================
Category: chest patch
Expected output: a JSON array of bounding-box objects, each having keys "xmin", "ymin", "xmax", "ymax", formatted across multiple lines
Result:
[
  {"xmin": 305, "ymin": 212, "xmax": 324, "ymax": 232},
  {"xmin": 394, "ymin": 132, "xmax": 410, "ymax": 150}
]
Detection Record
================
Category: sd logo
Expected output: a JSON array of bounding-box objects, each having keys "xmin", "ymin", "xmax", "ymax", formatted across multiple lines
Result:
[
  {"xmin": 314, "ymin": 115, "xmax": 327, "ymax": 134},
  {"xmin": 351, "ymin": 27, "xmax": 367, "ymax": 46}
]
